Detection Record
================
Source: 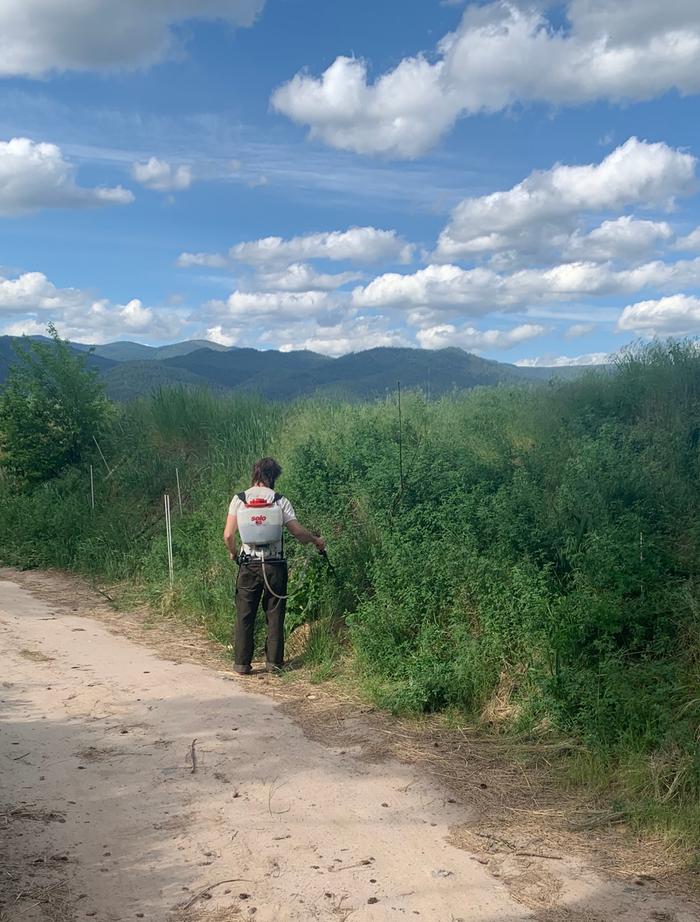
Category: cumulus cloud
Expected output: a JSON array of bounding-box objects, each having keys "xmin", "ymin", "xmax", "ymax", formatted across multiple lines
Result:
[
  {"xmin": 0, "ymin": 0, "xmax": 265, "ymax": 77},
  {"xmin": 254, "ymin": 263, "xmax": 360, "ymax": 292},
  {"xmin": 229, "ymin": 227, "xmax": 413, "ymax": 266},
  {"xmin": 132, "ymin": 157, "xmax": 192, "ymax": 192},
  {"xmin": 673, "ymin": 227, "xmax": 700, "ymax": 250},
  {"xmin": 617, "ymin": 293, "xmax": 700, "ymax": 334},
  {"xmin": 179, "ymin": 228, "xmax": 412, "ymax": 274},
  {"xmin": 273, "ymin": 1, "xmax": 700, "ymax": 157},
  {"xmin": 0, "ymin": 137, "xmax": 134, "ymax": 216},
  {"xmin": 0, "ymin": 272, "xmax": 86, "ymax": 312},
  {"xmin": 416, "ymin": 322, "xmax": 546, "ymax": 350},
  {"xmin": 564, "ymin": 216, "xmax": 674, "ymax": 262},
  {"xmin": 435, "ymin": 138, "xmax": 695, "ymax": 261},
  {"xmin": 0, "ymin": 270, "xmax": 180, "ymax": 342},
  {"xmin": 354, "ymin": 264, "xmax": 504, "ymax": 315},
  {"xmin": 205, "ymin": 325, "xmax": 239, "ymax": 347},
  {"xmin": 195, "ymin": 299, "xmax": 407, "ymax": 355},
  {"xmin": 272, "ymin": 54, "xmax": 451, "ymax": 159},
  {"xmin": 275, "ymin": 319, "xmax": 410, "ymax": 356},
  {"xmin": 353, "ymin": 255, "xmax": 700, "ymax": 319},
  {"xmin": 206, "ymin": 289, "xmax": 336, "ymax": 322}
]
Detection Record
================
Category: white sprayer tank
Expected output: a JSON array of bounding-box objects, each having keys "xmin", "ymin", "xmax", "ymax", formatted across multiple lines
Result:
[{"xmin": 237, "ymin": 498, "xmax": 284, "ymax": 548}]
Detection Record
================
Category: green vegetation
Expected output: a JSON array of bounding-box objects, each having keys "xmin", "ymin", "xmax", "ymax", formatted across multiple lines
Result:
[
  {"xmin": 0, "ymin": 336, "xmax": 698, "ymax": 849},
  {"xmin": 0, "ymin": 326, "xmax": 110, "ymax": 484}
]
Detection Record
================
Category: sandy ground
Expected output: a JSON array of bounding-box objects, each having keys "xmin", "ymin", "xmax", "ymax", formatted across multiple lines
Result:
[{"xmin": 1, "ymin": 572, "xmax": 698, "ymax": 922}]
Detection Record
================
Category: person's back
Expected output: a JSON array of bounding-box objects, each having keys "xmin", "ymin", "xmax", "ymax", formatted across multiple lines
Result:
[{"xmin": 223, "ymin": 457, "xmax": 325, "ymax": 674}]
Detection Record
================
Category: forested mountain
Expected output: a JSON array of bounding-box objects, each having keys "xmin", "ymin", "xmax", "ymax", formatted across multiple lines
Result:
[{"xmin": 0, "ymin": 336, "xmax": 595, "ymax": 401}]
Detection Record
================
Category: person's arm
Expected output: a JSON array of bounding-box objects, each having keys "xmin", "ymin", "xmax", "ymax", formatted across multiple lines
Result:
[
  {"xmin": 223, "ymin": 513, "xmax": 238, "ymax": 560},
  {"xmin": 286, "ymin": 519, "xmax": 326, "ymax": 553}
]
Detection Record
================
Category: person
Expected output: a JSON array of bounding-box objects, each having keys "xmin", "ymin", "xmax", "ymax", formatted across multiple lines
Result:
[{"xmin": 223, "ymin": 457, "xmax": 325, "ymax": 674}]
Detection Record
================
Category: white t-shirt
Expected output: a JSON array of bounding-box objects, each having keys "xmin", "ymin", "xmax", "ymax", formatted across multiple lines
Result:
[{"xmin": 228, "ymin": 486, "xmax": 297, "ymax": 558}]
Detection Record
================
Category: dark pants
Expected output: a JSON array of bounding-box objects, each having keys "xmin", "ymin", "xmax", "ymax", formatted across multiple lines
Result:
[{"xmin": 234, "ymin": 559, "xmax": 288, "ymax": 668}]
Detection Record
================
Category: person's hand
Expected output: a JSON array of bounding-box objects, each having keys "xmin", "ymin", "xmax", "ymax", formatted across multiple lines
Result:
[{"xmin": 314, "ymin": 536, "xmax": 326, "ymax": 554}]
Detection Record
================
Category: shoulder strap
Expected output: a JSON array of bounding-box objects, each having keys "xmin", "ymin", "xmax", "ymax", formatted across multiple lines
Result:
[
  {"xmin": 273, "ymin": 492, "xmax": 283, "ymax": 503},
  {"xmin": 237, "ymin": 491, "xmax": 247, "ymax": 503}
]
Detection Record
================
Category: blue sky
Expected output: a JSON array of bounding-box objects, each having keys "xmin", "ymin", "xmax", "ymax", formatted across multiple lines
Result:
[{"xmin": 1, "ymin": 0, "xmax": 700, "ymax": 364}]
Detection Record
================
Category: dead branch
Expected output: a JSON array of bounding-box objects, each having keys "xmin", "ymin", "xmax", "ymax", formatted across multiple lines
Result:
[{"xmin": 179, "ymin": 878, "xmax": 251, "ymax": 911}]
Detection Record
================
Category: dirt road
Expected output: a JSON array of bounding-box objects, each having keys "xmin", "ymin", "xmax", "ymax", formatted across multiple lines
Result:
[{"xmin": 1, "ymin": 572, "xmax": 698, "ymax": 922}]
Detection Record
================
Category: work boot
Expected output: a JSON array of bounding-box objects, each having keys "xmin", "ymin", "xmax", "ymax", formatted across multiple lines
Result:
[{"xmin": 234, "ymin": 664, "xmax": 252, "ymax": 675}]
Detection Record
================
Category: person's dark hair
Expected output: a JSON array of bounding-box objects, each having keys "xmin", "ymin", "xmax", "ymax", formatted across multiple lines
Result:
[{"xmin": 251, "ymin": 457, "xmax": 282, "ymax": 489}]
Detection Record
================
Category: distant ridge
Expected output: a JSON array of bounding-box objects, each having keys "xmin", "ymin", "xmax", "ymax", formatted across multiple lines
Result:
[
  {"xmin": 0, "ymin": 336, "xmax": 599, "ymax": 401},
  {"xmin": 90, "ymin": 339, "xmax": 232, "ymax": 362}
]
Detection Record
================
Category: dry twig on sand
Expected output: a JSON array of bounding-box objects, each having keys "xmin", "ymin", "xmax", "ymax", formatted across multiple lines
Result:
[
  {"xmin": 267, "ymin": 777, "xmax": 290, "ymax": 816},
  {"xmin": 179, "ymin": 878, "xmax": 252, "ymax": 911}
]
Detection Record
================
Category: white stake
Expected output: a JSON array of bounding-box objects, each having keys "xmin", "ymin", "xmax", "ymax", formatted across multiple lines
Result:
[
  {"xmin": 175, "ymin": 468, "xmax": 183, "ymax": 516},
  {"xmin": 90, "ymin": 465, "xmax": 95, "ymax": 511},
  {"xmin": 92, "ymin": 435, "xmax": 112, "ymax": 475},
  {"xmin": 164, "ymin": 493, "xmax": 174, "ymax": 589}
]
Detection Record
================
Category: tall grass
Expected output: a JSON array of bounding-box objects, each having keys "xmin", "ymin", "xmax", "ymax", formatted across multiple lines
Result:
[{"xmin": 0, "ymin": 342, "xmax": 698, "ymax": 845}]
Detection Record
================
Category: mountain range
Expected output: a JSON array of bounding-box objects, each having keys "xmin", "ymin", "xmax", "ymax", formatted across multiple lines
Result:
[{"xmin": 0, "ymin": 336, "xmax": 595, "ymax": 402}]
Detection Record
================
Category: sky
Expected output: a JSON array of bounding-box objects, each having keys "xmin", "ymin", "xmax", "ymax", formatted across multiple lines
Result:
[{"xmin": 1, "ymin": 0, "xmax": 700, "ymax": 365}]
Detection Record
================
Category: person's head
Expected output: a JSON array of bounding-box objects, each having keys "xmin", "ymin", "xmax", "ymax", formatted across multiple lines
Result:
[{"xmin": 251, "ymin": 456, "xmax": 282, "ymax": 489}]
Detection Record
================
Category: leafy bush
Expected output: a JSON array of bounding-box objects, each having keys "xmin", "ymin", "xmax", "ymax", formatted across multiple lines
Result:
[{"xmin": 0, "ymin": 326, "xmax": 109, "ymax": 484}]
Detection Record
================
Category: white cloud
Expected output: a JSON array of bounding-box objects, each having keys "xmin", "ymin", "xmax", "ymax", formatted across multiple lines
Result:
[
  {"xmin": 207, "ymin": 289, "xmax": 335, "ymax": 321},
  {"xmin": 276, "ymin": 320, "xmax": 410, "ymax": 356},
  {"xmin": 617, "ymin": 293, "xmax": 700, "ymax": 334},
  {"xmin": 353, "ymin": 255, "xmax": 700, "ymax": 319},
  {"xmin": 354, "ymin": 264, "xmax": 504, "ymax": 315},
  {"xmin": 564, "ymin": 216, "xmax": 673, "ymax": 262},
  {"xmin": 435, "ymin": 139, "xmax": 695, "ymax": 261},
  {"xmin": 0, "ymin": 0, "xmax": 265, "ymax": 77},
  {"xmin": 0, "ymin": 272, "xmax": 86, "ymax": 312},
  {"xmin": 0, "ymin": 270, "xmax": 180, "ymax": 343},
  {"xmin": 673, "ymin": 227, "xmax": 700, "ymax": 250},
  {"xmin": 205, "ymin": 325, "xmax": 238, "ymax": 347},
  {"xmin": 0, "ymin": 137, "xmax": 134, "ymax": 216},
  {"xmin": 565, "ymin": 322, "xmax": 596, "ymax": 339},
  {"xmin": 272, "ymin": 54, "xmax": 451, "ymax": 159},
  {"xmin": 273, "ymin": 1, "xmax": 700, "ymax": 157},
  {"xmin": 177, "ymin": 252, "xmax": 230, "ymax": 269},
  {"xmin": 254, "ymin": 263, "xmax": 360, "ymax": 292},
  {"xmin": 132, "ymin": 157, "xmax": 192, "ymax": 192},
  {"xmin": 229, "ymin": 226, "xmax": 413, "ymax": 266},
  {"xmin": 516, "ymin": 353, "xmax": 610, "ymax": 367},
  {"xmin": 416, "ymin": 322, "xmax": 546, "ymax": 350}
]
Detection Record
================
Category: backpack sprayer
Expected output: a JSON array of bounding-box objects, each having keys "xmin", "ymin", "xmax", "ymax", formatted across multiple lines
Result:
[
  {"xmin": 236, "ymin": 491, "xmax": 334, "ymax": 599},
  {"xmin": 236, "ymin": 491, "xmax": 288, "ymax": 598},
  {"xmin": 236, "ymin": 492, "xmax": 285, "ymax": 552}
]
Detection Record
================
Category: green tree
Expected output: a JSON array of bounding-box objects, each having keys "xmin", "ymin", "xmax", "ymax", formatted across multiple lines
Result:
[{"xmin": 0, "ymin": 325, "xmax": 109, "ymax": 484}]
